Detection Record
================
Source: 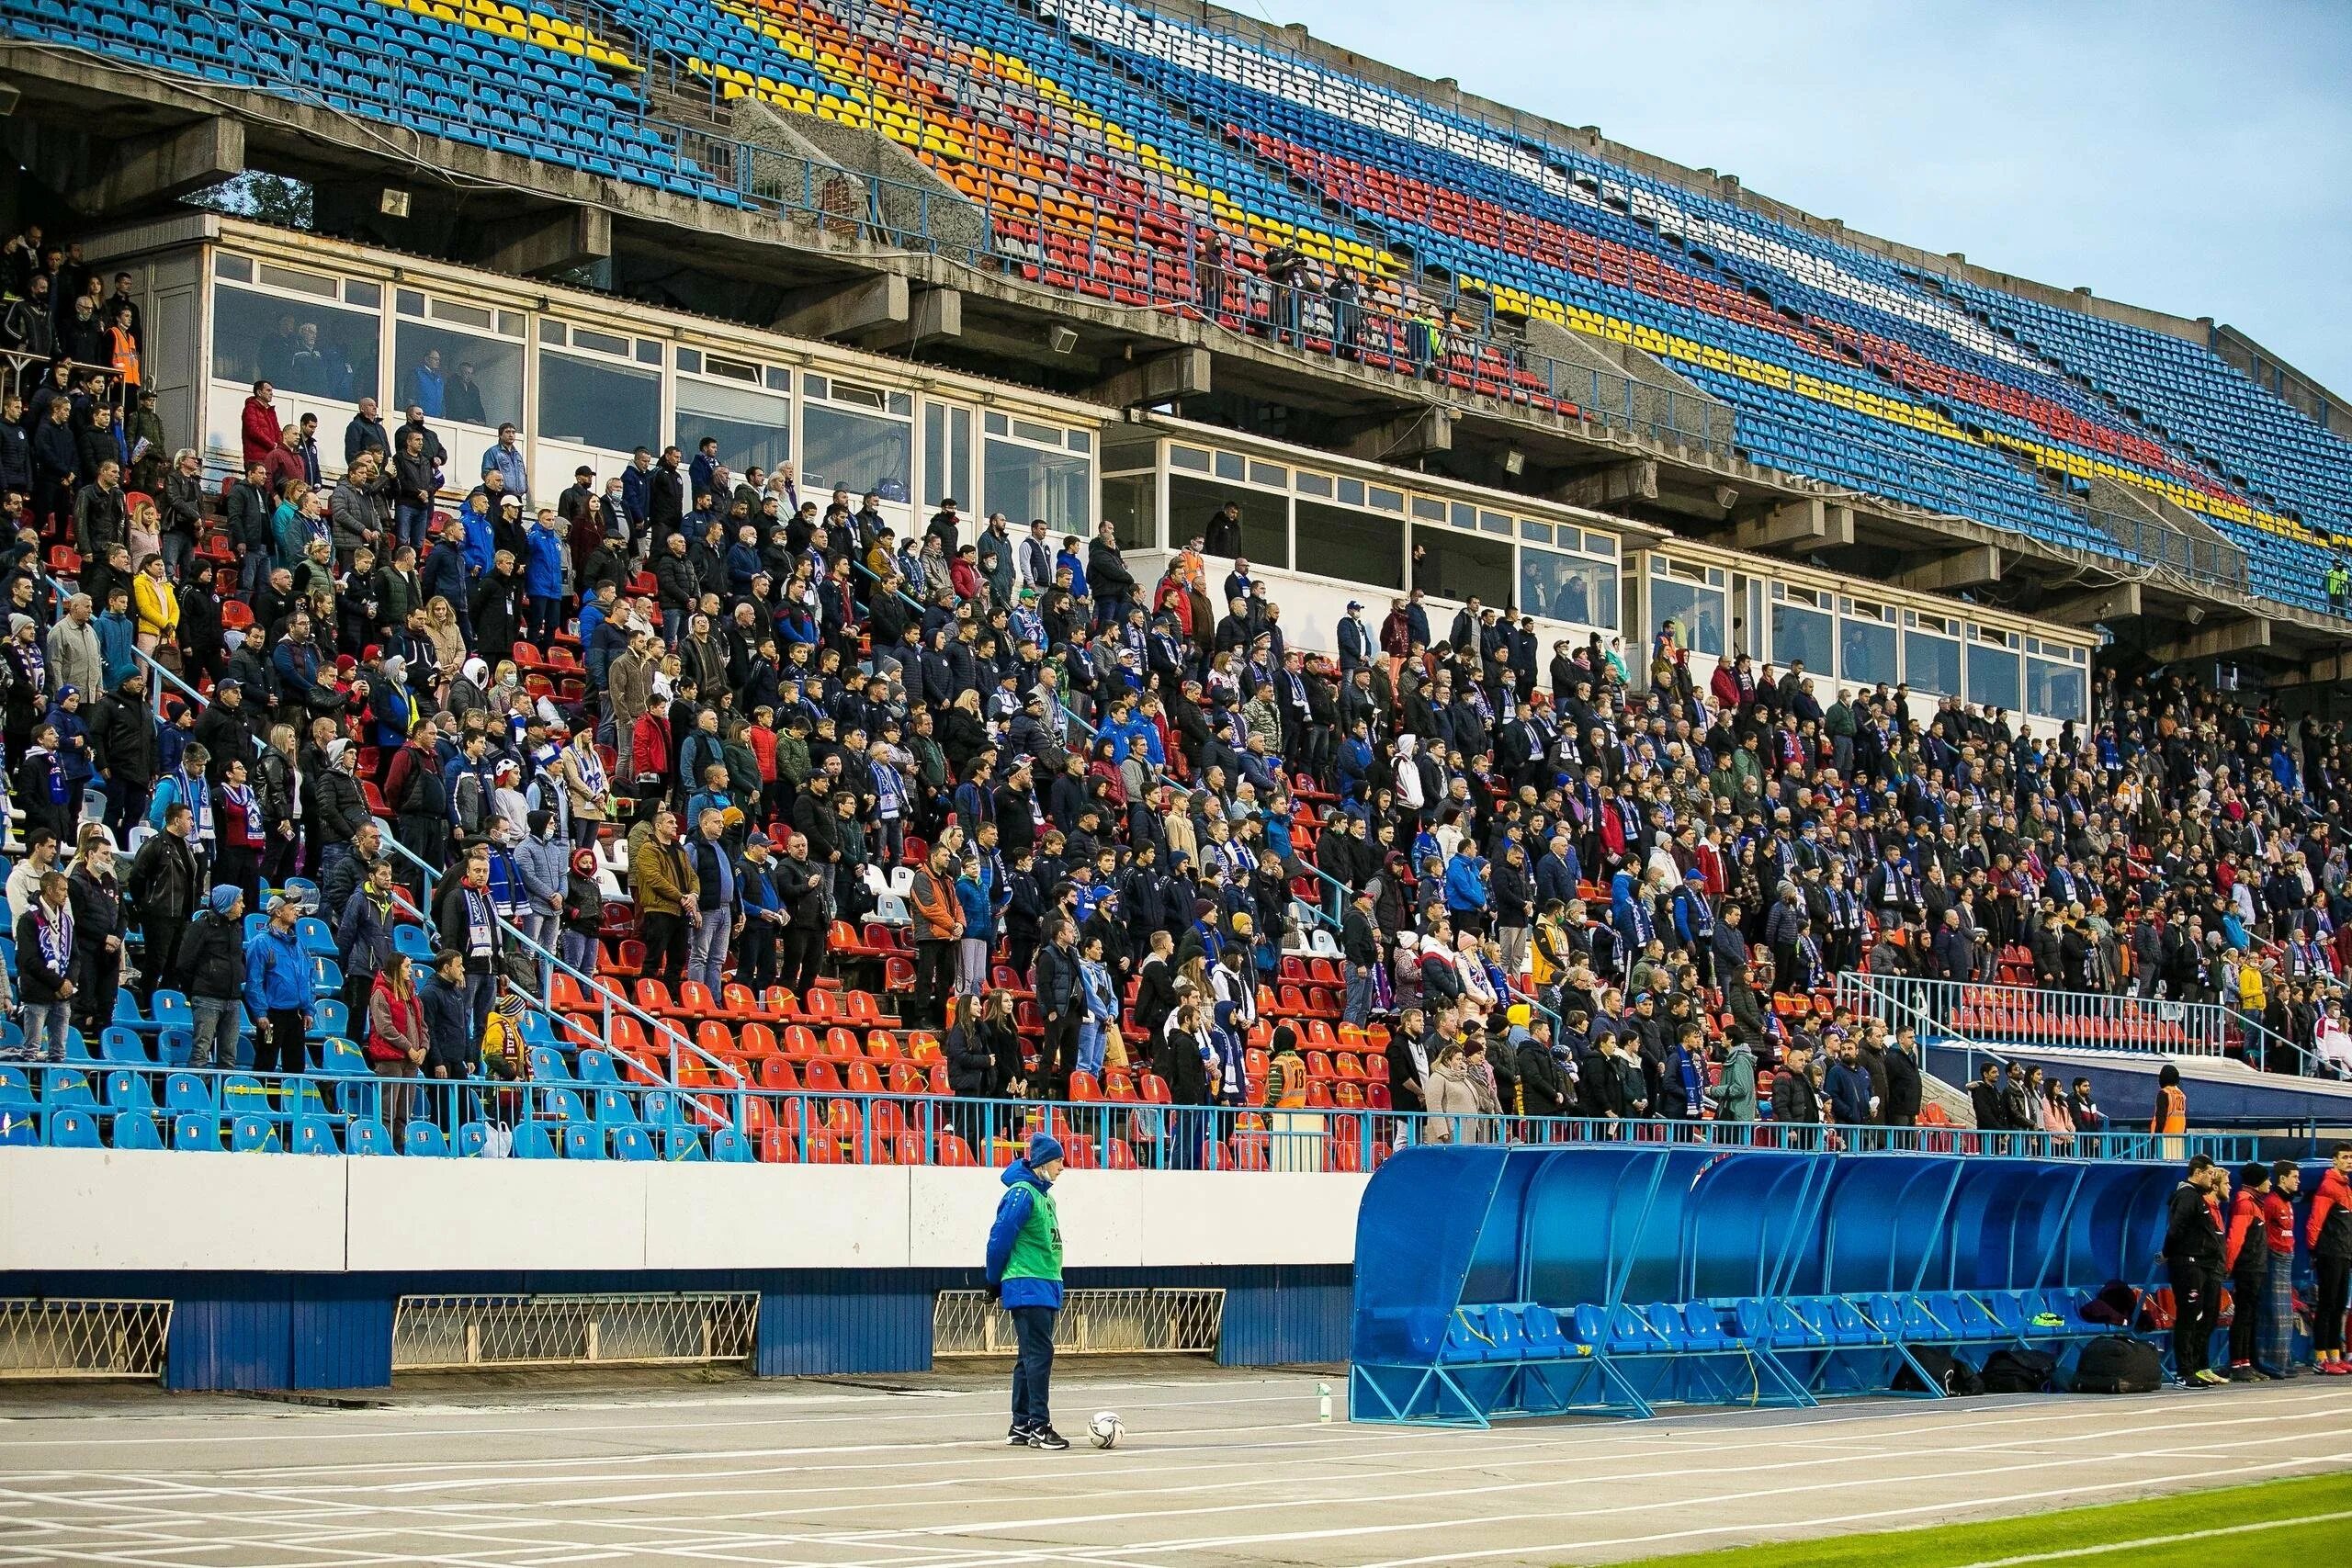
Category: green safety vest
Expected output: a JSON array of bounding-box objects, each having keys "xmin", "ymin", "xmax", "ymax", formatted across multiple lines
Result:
[{"xmin": 1004, "ymin": 1180, "xmax": 1063, "ymax": 1282}]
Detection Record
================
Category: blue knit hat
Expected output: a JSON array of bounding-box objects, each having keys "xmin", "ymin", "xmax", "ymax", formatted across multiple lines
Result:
[
  {"xmin": 1026, "ymin": 1131, "xmax": 1065, "ymax": 1168},
  {"xmin": 209, "ymin": 885, "xmax": 242, "ymax": 916}
]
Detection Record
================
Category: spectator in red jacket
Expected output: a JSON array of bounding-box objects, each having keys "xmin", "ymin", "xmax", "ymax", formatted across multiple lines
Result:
[
  {"xmin": 2309, "ymin": 1143, "xmax": 2352, "ymax": 1375},
  {"xmin": 240, "ymin": 381, "xmax": 282, "ymax": 471}
]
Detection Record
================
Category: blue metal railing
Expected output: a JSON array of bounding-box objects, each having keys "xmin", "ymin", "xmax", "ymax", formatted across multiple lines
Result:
[
  {"xmin": 1, "ymin": 1060, "xmax": 2284, "ymax": 1168},
  {"xmin": 1838, "ymin": 971, "xmax": 2312, "ymax": 1077}
]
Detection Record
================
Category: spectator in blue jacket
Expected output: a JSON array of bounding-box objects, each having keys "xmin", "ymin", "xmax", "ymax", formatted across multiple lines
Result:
[
  {"xmin": 458, "ymin": 489, "xmax": 497, "ymax": 579},
  {"xmin": 524, "ymin": 508, "xmax": 567, "ymax": 647},
  {"xmin": 955, "ymin": 850, "xmax": 998, "ymax": 995},
  {"xmin": 242, "ymin": 894, "xmax": 314, "ymax": 1080},
  {"xmin": 1442, "ymin": 842, "xmax": 1489, "ymax": 937},
  {"xmin": 1823, "ymin": 1033, "xmax": 1877, "ymax": 1131},
  {"xmin": 480, "ymin": 424, "xmax": 527, "ymax": 502}
]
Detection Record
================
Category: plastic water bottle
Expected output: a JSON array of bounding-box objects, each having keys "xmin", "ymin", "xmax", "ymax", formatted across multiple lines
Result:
[{"xmin": 1317, "ymin": 1381, "xmax": 1332, "ymax": 1423}]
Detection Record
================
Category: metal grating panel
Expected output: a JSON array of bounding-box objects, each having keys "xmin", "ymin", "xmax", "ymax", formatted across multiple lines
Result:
[
  {"xmin": 0, "ymin": 1298, "xmax": 172, "ymax": 1380},
  {"xmin": 933, "ymin": 1288, "xmax": 1224, "ymax": 1356},
  {"xmin": 390, "ymin": 1292, "xmax": 758, "ymax": 1371}
]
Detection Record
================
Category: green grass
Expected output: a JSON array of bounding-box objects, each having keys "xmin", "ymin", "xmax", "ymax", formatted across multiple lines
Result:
[{"xmin": 1589, "ymin": 1472, "xmax": 2352, "ymax": 1568}]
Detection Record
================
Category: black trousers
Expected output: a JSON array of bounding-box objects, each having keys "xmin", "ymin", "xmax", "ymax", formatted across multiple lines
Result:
[
  {"xmin": 640, "ymin": 911, "xmax": 690, "ymax": 984},
  {"xmin": 2229, "ymin": 1263, "xmax": 2267, "ymax": 1366},
  {"xmin": 778, "ymin": 927, "xmax": 823, "ymax": 995},
  {"xmin": 739, "ymin": 922, "xmax": 779, "ymax": 992},
  {"xmin": 913, "ymin": 939, "xmax": 958, "ymax": 1028},
  {"xmin": 140, "ymin": 915, "xmax": 188, "ymax": 1003},
  {"xmin": 2167, "ymin": 1258, "xmax": 2217, "ymax": 1378},
  {"xmin": 2315, "ymin": 1257, "xmax": 2351, "ymax": 1355},
  {"xmin": 254, "ymin": 1008, "xmax": 310, "ymax": 1078},
  {"xmin": 1009, "ymin": 1304, "xmax": 1057, "ymax": 1432},
  {"xmin": 1038, "ymin": 1010, "xmax": 1079, "ymax": 1098}
]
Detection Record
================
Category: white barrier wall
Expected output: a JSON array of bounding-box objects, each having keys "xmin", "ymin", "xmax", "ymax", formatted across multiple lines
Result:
[{"xmin": 0, "ymin": 1150, "xmax": 1368, "ymax": 1274}]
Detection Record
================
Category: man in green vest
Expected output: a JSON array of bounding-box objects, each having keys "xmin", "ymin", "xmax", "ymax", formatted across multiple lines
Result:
[
  {"xmin": 2328, "ymin": 557, "xmax": 2349, "ymax": 614},
  {"xmin": 986, "ymin": 1131, "xmax": 1069, "ymax": 1449}
]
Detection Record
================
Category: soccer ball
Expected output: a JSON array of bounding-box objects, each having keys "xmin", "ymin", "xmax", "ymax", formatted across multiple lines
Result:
[{"xmin": 1088, "ymin": 1411, "xmax": 1125, "ymax": 1450}]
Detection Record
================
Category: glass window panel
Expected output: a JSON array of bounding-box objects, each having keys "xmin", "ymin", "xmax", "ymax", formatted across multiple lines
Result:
[
  {"xmin": 922, "ymin": 403, "xmax": 973, "ymax": 509},
  {"xmin": 1014, "ymin": 417, "xmax": 1060, "ymax": 446},
  {"xmin": 1213, "ymin": 450, "xmax": 1245, "ymax": 480},
  {"xmin": 1521, "ymin": 545, "xmax": 1617, "ymax": 629},
  {"xmin": 676, "ymin": 377, "xmax": 792, "ymax": 479},
  {"xmin": 1369, "ymin": 486, "xmax": 1403, "ymax": 513},
  {"xmin": 393, "ymin": 319, "xmax": 522, "ymax": 427},
  {"xmin": 1770, "ymin": 602, "xmax": 1834, "ymax": 676},
  {"xmin": 1169, "ymin": 474, "xmax": 1284, "ymax": 566},
  {"xmin": 1248, "ymin": 459, "xmax": 1287, "ymax": 488},
  {"xmin": 1338, "ymin": 477, "xmax": 1365, "ymax": 506},
  {"xmin": 1168, "ymin": 444, "xmax": 1211, "ymax": 473},
  {"xmin": 2030, "ymin": 657, "xmax": 2088, "ymax": 724},
  {"xmin": 983, "ymin": 437, "xmax": 1091, "ymax": 533},
  {"xmin": 1967, "ymin": 643, "xmax": 2021, "ymax": 711},
  {"xmin": 540, "ymin": 320, "xmax": 565, "ymax": 345},
  {"xmin": 764, "ymin": 366, "xmax": 791, "ymax": 392},
  {"xmin": 1648, "ymin": 574, "xmax": 1726, "ymax": 656},
  {"xmin": 801, "ymin": 403, "xmax": 912, "ymax": 502},
  {"xmin": 1451, "ymin": 502, "xmax": 1476, "ymax": 530},
  {"xmin": 638, "ymin": 339, "xmax": 663, "ymax": 366},
  {"xmin": 1296, "ymin": 471, "xmax": 1334, "ymax": 499},
  {"xmin": 1297, "ymin": 500, "xmax": 1401, "ymax": 591},
  {"xmin": 537, "ymin": 350, "xmax": 661, "ymax": 455},
  {"xmin": 572, "ymin": 327, "xmax": 627, "ymax": 357},
  {"xmin": 802, "ymin": 372, "xmax": 828, "ymax": 398},
  {"xmin": 1521, "ymin": 520, "xmax": 1552, "ymax": 543},
  {"xmin": 431, "ymin": 299, "xmax": 493, "ymax": 330},
  {"xmin": 1100, "ymin": 473, "xmax": 1158, "ymax": 550},
  {"xmin": 497, "ymin": 310, "xmax": 525, "ymax": 338},
  {"xmin": 1841, "ymin": 617, "xmax": 1897, "ymax": 687},
  {"xmin": 1905, "ymin": 631, "xmax": 1961, "ymax": 695},
  {"xmin": 257, "ymin": 263, "xmax": 336, "ymax": 299},
  {"xmin": 1067, "ymin": 430, "xmax": 1090, "ymax": 453},
  {"xmin": 887, "ymin": 390, "xmax": 912, "ymax": 416},
  {"xmin": 396, "ymin": 288, "xmax": 424, "ymax": 317},
  {"xmin": 215, "ymin": 253, "xmax": 254, "ymax": 284},
  {"xmin": 1412, "ymin": 495, "xmax": 1445, "ymax": 522},
  {"xmin": 985, "ymin": 411, "xmax": 1010, "ymax": 435},
  {"xmin": 211, "ymin": 282, "xmax": 379, "ymax": 402},
  {"xmin": 1411, "ymin": 524, "xmax": 1511, "ymax": 608},
  {"xmin": 674, "ymin": 346, "xmax": 703, "ymax": 374},
  {"xmin": 344, "ymin": 280, "xmax": 381, "ymax": 310}
]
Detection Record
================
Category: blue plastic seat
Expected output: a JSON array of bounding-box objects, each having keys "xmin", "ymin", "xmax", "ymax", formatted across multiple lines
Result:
[
  {"xmin": 113, "ymin": 1110, "xmax": 164, "ymax": 1149},
  {"xmin": 594, "ymin": 1088, "xmax": 639, "ymax": 1124},
  {"xmin": 173, "ymin": 1112, "xmax": 221, "ymax": 1151},
  {"xmin": 613, "ymin": 1125, "xmax": 656, "ymax": 1161},
  {"xmin": 561, "ymin": 1123, "xmax": 606, "ymax": 1159},
  {"xmin": 1608, "ymin": 1304, "xmax": 1672, "ymax": 1355},
  {"xmin": 102, "ymin": 1069, "xmax": 153, "ymax": 1109},
  {"xmin": 231, "ymin": 1114, "xmax": 281, "ymax": 1153},
  {"xmin": 393, "ymin": 924, "xmax": 435, "ymax": 960},
  {"xmin": 456, "ymin": 1122, "xmax": 489, "ymax": 1156},
  {"xmin": 529, "ymin": 1046, "xmax": 573, "ymax": 1081},
  {"xmin": 662, "ymin": 1128, "xmax": 707, "ymax": 1161},
  {"xmin": 42, "ymin": 1068, "xmax": 96, "ymax": 1106},
  {"xmin": 513, "ymin": 1121, "xmax": 560, "ymax": 1158},
  {"xmin": 1679, "ymin": 1302, "xmax": 1731, "ymax": 1351},
  {"xmin": 404, "ymin": 1122, "xmax": 450, "ymax": 1157},
  {"xmin": 710, "ymin": 1126, "xmax": 753, "ymax": 1163},
  {"xmin": 346, "ymin": 1118, "xmax": 394, "ymax": 1156},
  {"xmin": 576, "ymin": 1050, "xmax": 619, "ymax": 1084},
  {"xmin": 293, "ymin": 1116, "xmax": 340, "ymax": 1155},
  {"xmin": 46, "ymin": 1106, "xmax": 102, "ymax": 1147}
]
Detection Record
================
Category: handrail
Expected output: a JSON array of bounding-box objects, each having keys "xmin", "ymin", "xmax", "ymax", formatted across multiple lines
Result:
[
  {"xmin": 23, "ymin": 1060, "xmax": 2284, "ymax": 1168},
  {"xmin": 1837, "ymin": 970, "xmax": 2312, "ymax": 1078},
  {"xmin": 127, "ymin": 647, "xmax": 747, "ymax": 1091}
]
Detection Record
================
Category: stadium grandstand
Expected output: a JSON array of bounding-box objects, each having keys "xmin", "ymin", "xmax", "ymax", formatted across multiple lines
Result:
[{"xmin": 1, "ymin": 0, "xmax": 2351, "ymax": 1522}]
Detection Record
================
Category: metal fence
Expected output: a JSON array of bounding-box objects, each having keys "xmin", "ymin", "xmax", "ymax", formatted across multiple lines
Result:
[
  {"xmin": 0, "ymin": 1298, "xmax": 173, "ymax": 1380},
  {"xmin": 390, "ymin": 1291, "xmax": 757, "ymax": 1371},
  {"xmin": 933, "ymin": 1287, "xmax": 1223, "ymax": 1356},
  {"xmin": 1837, "ymin": 971, "xmax": 2310, "ymax": 1076}
]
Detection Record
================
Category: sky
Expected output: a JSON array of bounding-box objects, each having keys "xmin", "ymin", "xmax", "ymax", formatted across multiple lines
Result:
[{"xmin": 1234, "ymin": 0, "xmax": 2352, "ymax": 396}]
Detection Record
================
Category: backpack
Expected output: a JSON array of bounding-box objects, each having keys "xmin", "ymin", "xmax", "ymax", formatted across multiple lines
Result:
[
  {"xmin": 1894, "ymin": 1345, "xmax": 1979, "ymax": 1396},
  {"xmin": 2070, "ymin": 1334, "xmax": 2163, "ymax": 1394},
  {"xmin": 1979, "ymin": 1348, "xmax": 2058, "ymax": 1394}
]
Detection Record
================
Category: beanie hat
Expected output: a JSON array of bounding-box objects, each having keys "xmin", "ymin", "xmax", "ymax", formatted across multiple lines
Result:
[
  {"xmin": 1506, "ymin": 1003, "xmax": 1532, "ymax": 1028},
  {"xmin": 209, "ymin": 885, "xmax": 242, "ymax": 915},
  {"xmin": 1025, "ymin": 1131, "xmax": 1065, "ymax": 1168}
]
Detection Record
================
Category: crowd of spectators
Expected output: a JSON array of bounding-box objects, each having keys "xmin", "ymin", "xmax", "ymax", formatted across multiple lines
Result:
[{"xmin": 2, "ymin": 216, "xmax": 2350, "ymax": 1143}]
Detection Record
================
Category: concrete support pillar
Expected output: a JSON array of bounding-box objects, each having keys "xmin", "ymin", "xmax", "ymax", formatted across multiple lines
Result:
[
  {"xmin": 773, "ymin": 274, "xmax": 908, "ymax": 339},
  {"xmin": 487, "ymin": 206, "xmax": 612, "ymax": 278}
]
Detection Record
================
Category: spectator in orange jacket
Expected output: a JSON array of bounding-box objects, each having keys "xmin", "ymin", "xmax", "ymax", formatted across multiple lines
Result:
[{"xmin": 907, "ymin": 840, "xmax": 965, "ymax": 1031}]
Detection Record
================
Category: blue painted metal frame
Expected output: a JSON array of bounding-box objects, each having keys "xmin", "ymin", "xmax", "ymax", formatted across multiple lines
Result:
[{"xmin": 1351, "ymin": 1145, "xmax": 2185, "ymax": 1425}]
